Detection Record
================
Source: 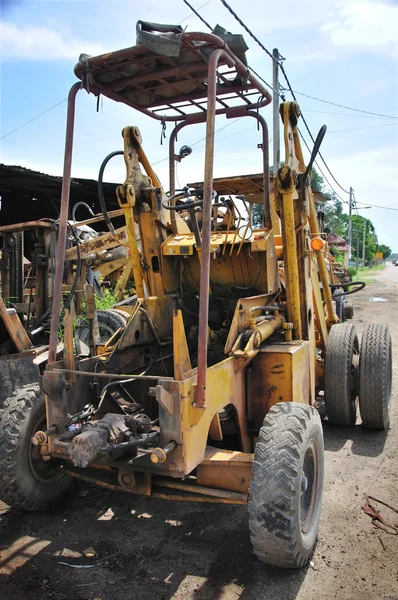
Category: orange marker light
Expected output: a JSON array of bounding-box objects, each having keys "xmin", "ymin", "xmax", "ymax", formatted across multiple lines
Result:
[{"xmin": 310, "ymin": 237, "xmax": 325, "ymax": 252}]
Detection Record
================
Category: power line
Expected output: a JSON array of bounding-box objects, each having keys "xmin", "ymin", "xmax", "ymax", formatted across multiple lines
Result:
[
  {"xmin": 303, "ymin": 108, "xmax": 396, "ymax": 120},
  {"xmin": 109, "ymin": 118, "xmax": 249, "ymax": 182},
  {"xmin": 298, "ymin": 129, "xmax": 348, "ymax": 204},
  {"xmin": 0, "ymin": 98, "xmax": 67, "ymax": 140},
  {"xmin": 217, "ymin": 0, "xmax": 350, "ymax": 195},
  {"xmin": 301, "ymin": 122, "xmax": 398, "ymax": 136},
  {"xmin": 354, "ymin": 201, "xmax": 398, "ymax": 212},
  {"xmin": 218, "ymin": 0, "xmax": 275, "ymax": 61},
  {"xmin": 183, "ymin": 0, "xmax": 276, "ymax": 94},
  {"xmin": 182, "ymin": 0, "xmax": 212, "ymax": 29},
  {"xmin": 293, "ymin": 90, "xmax": 398, "ymax": 121},
  {"xmin": 179, "ymin": 0, "xmax": 213, "ymax": 24}
]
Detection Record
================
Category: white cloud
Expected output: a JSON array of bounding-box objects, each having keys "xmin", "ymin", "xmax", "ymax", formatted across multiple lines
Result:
[
  {"xmin": 321, "ymin": 1, "xmax": 398, "ymax": 55},
  {"xmin": 0, "ymin": 20, "xmax": 107, "ymax": 61}
]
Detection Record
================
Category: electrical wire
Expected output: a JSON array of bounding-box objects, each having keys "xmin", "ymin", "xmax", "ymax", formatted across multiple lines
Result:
[
  {"xmin": 182, "ymin": 0, "xmax": 212, "ymax": 29},
  {"xmin": 297, "ymin": 129, "xmax": 347, "ymax": 204},
  {"xmin": 1, "ymin": 98, "xmax": 67, "ymax": 140},
  {"xmin": 303, "ymin": 108, "xmax": 396, "ymax": 120},
  {"xmin": 179, "ymin": 0, "xmax": 213, "ymax": 24},
  {"xmin": 217, "ymin": 0, "xmax": 351, "ymax": 195},
  {"xmin": 292, "ymin": 91, "xmax": 398, "ymax": 121},
  {"xmin": 301, "ymin": 122, "xmax": 398, "ymax": 136},
  {"xmin": 353, "ymin": 202, "xmax": 398, "ymax": 212}
]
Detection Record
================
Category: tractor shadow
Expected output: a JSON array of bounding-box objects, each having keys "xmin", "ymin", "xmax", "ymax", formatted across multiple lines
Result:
[
  {"xmin": 0, "ymin": 480, "xmax": 310, "ymax": 600},
  {"xmin": 322, "ymin": 421, "xmax": 388, "ymax": 457}
]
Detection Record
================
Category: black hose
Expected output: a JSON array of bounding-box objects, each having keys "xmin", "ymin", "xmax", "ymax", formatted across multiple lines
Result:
[
  {"xmin": 63, "ymin": 222, "xmax": 82, "ymax": 313},
  {"xmin": 98, "ymin": 150, "xmax": 124, "ymax": 235},
  {"xmin": 330, "ymin": 281, "xmax": 366, "ymax": 297},
  {"xmin": 72, "ymin": 202, "xmax": 95, "ymax": 222},
  {"xmin": 103, "ymin": 431, "xmax": 160, "ymax": 454},
  {"xmin": 231, "ymin": 253, "xmax": 262, "ymax": 291}
]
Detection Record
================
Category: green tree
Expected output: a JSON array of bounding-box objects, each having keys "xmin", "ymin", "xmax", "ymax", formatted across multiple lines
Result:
[{"xmin": 377, "ymin": 244, "xmax": 392, "ymax": 259}]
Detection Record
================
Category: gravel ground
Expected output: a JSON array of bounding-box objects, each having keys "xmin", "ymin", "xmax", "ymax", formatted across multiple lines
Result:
[{"xmin": 0, "ymin": 265, "xmax": 397, "ymax": 600}]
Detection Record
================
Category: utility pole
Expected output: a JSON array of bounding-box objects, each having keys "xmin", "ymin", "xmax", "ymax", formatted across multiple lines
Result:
[
  {"xmin": 362, "ymin": 222, "xmax": 366, "ymax": 267},
  {"xmin": 348, "ymin": 186, "xmax": 354, "ymax": 261},
  {"xmin": 272, "ymin": 48, "xmax": 280, "ymax": 176}
]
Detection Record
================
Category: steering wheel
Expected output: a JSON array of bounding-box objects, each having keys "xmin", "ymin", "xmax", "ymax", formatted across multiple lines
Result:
[{"xmin": 162, "ymin": 187, "xmax": 215, "ymax": 212}]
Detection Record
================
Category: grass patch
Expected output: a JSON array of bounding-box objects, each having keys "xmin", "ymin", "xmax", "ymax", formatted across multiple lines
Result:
[
  {"xmin": 95, "ymin": 288, "xmax": 117, "ymax": 311},
  {"xmin": 357, "ymin": 264, "xmax": 385, "ymax": 274}
]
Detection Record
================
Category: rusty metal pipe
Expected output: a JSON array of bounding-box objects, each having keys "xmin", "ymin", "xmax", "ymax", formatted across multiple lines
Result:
[
  {"xmin": 183, "ymin": 33, "xmax": 272, "ymax": 105},
  {"xmin": 197, "ymin": 49, "xmax": 233, "ymax": 409},
  {"xmin": 233, "ymin": 111, "xmax": 272, "ymax": 229},
  {"xmin": 48, "ymin": 82, "xmax": 80, "ymax": 364},
  {"xmin": 169, "ymin": 120, "xmax": 190, "ymax": 233}
]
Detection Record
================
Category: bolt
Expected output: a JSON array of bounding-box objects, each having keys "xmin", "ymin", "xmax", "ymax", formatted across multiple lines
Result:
[
  {"xmin": 121, "ymin": 473, "xmax": 134, "ymax": 485},
  {"xmin": 150, "ymin": 448, "xmax": 167, "ymax": 464},
  {"xmin": 32, "ymin": 431, "xmax": 46, "ymax": 446}
]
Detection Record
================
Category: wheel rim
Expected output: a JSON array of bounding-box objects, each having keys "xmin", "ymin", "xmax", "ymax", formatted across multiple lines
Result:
[
  {"xmin": 350, "ymin": 339, "xmax": 360, "ymax": 417},
  {"xmin": 99, "ymin": 323, "xmax": 117, "ymax": 343},
  {"xmin": 300, "ymin": 439, "xmax": 319, "ymax": 534},
  {"xmin": 29, "ymin": 413, "xmax": 64, "ymax": 485}
]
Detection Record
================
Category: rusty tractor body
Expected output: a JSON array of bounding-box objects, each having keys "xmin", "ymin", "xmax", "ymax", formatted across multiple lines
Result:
[{"xmin": 0, "ymin": 23, "xmax": 392, "ymax": 569}]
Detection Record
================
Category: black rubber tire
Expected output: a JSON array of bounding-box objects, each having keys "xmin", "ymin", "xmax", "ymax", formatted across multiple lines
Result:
[
  {"xmin": 0, "ymin": 383, "xmax": 72, "ymax": 510},
  {"xmin": 77, "ymin": 308, "xmax": 128, "ymax": 346},
  {"xmin": 325, "ymin": 323, "xmax": 359, "ymax": 426},
  {"xmin": 333, "ymin": 290, "xmax": 345, "ymax": 323},
  {"xmin": 248, "ymin": 403, "xmax": 324, "ymax": 569},
  {"xmin": 359, "ymin": 323, "xmax": 392, "ymax": 430}
]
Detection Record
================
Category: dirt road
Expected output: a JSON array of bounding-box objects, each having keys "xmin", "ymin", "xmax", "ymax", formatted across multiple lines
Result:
[{"xmin": 0, "ymin": 266, "xmax": 397, "ymax": 600}]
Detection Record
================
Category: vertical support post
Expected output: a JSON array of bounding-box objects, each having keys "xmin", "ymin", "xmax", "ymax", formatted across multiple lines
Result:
[
  {"xmin": 169, "ymin": 121, "xmax": 188, "ymax": 234},
  {"xmin": 48, "ymin": 82, "xmax": 80, "ymax": 364},
  {"xmin": 362, "ymin": 222, "xmax": 366, "ymax": 267},
  {"xmin": 272, "ymin": 49, "xmax": 280, "ymax": 177},
  {"xmin": 348, "ymin": 186, "xmax": 353, "ymax": 261},
  {"xmin": 196, "ymin": 49, "xmax": 232, "ymax": 409}
]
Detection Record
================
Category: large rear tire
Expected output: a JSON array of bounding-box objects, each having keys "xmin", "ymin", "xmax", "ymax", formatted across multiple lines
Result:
[
  {"xmin": 76, "ymin": 308, "xmax": 129, "ymax": 348},
  {"xmin": 325, "ymin": 323, "xmax": 359, "ymax": 426},
  {"xmin": 248, "ymin": 403, "xmax": 324, "ymax": 569},
  {"xmin": 359, "ymin": 323, "xmax": 392, "ymax": 430},
  {"xmin": 0, "ymin": 383, "xmax": 72, "ymax": 510}
]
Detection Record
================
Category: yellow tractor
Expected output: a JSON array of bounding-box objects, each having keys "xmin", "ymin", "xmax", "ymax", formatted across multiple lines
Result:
[{"xmin": 0, "ymin": 22, "xmax": 391, "ymax": 569}]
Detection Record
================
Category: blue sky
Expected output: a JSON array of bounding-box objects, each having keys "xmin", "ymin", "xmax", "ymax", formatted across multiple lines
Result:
[{"xmin": 1, "ymin": 0, "xmax": 397, "ymax": 250}]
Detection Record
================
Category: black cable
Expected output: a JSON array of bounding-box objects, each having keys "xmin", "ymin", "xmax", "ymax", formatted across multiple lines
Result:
[
  {"xmin": 330, "ymin": 281, "xmax": 366, "ymax": 297},
  {"xmin": 278, "ymin": 63, "xmax": 350, "ymax": 195},
  {"xmin": 182, "ymin": 0, "xmax": 212, "ymax": 29},
  {"xmin": 72, "ymin": 202, "xmax": 95, "ymax": 222},
  {"xmin": 217, "ymin": 0, "xmax": 350, "ymax": 195},
  {"xmin": 218, "ymin": 0, "xmax": 274, "ymax": 60},
  {"xmin": 98, "ymin": 150, "xmax": 124, "ymax": 235},
  {"xmin": 298, "ymin": 129, "xmax": 347, "ymax": 204},
  {"xmin": 231, "ymin": 252, "xmax": 262, "ymax": 290},
  {"xmin": 63, "ymin": 222, "xmax": 82, "ymax": 313}
]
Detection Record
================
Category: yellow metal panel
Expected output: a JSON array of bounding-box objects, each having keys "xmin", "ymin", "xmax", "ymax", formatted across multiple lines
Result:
[
  {"xmin": 197, "ymin": 446, "xmax": 253, "ymax": 494},
  {"xmin": 173, "ymin": 309, "xmax": 192, "ymax": 380},
  {"xmin": 180, "ymin": 357, "xmax": 250, "ymax": 474},
  {"xmin": 249, "ymin": 341, "xmax": 310, "ymax": 430}
]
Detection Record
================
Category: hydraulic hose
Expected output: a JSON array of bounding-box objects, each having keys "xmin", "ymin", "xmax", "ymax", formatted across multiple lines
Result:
[{"xmin": 98, "ymin": 150, "xmax": 124, "ymax": 235}]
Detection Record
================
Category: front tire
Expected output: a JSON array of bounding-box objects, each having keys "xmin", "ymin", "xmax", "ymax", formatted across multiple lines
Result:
[
  {"xmin": 0, "ymin": 383, "xmax": 72, "ymax": 510},
  {"xmin": 248, "ymin": 403, "xmax": 324, "ymax": 569}
]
